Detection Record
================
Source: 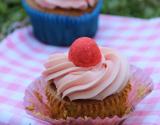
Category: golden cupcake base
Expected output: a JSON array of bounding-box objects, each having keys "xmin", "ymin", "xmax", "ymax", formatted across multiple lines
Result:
[{"xmin": 45, "ymin": 81, "xmax": 132, "ymax": 119}]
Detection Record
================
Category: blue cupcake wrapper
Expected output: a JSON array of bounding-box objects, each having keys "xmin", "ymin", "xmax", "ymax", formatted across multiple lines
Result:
[{"xmin": 22, "ymin": 0, "xmax": 103, "ymax": 46}]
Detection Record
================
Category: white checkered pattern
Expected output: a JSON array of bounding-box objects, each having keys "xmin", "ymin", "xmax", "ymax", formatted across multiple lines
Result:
[{"xmin": 0, "ymin": 15, "xmax": 160, "ymax": 125}]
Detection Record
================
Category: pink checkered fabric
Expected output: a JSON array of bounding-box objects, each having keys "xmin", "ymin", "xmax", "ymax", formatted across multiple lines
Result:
[{"xmin": 0, "ymin": 15, "xmax": 159, "ymax": 125}]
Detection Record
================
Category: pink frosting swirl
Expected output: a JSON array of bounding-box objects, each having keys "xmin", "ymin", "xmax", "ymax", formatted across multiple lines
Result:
[
  {"xmin": 43, "ymin": 47, "xmax": 130, "ymax": 101},
  {"xmin": 35, "ymin": 0, "xmax": 97, "ymax": 10}
]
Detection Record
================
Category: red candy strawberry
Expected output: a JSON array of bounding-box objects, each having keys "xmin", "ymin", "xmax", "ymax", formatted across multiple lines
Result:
[{"xmin": 69, "ymin": 37, "xmax": 102, "ymax": 67}]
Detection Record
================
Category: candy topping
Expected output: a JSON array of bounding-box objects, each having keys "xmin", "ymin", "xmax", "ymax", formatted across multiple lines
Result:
[{"xmin": 68, "ymin": 37, "xmax": 102, "ymax": 67}]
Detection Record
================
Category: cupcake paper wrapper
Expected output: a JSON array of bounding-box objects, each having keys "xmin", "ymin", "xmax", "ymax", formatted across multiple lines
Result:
[
  {"xmin": 24, "ymin": 66, "xmax": 153, "ymax": 125},
  {"xmin": 21, "ymin": 0, "xmax": 103, "ymax": 46}
]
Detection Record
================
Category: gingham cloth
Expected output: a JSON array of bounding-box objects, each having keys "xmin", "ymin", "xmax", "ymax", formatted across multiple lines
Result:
[{"xmin": 0, "ymin": 15, "xmax": 160, "ymax": 125}]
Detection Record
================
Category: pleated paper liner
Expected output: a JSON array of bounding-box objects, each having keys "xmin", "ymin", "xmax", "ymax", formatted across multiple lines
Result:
[{"xmin": 24, "ymin": 66, "xmax": 153, "ymax": 125}]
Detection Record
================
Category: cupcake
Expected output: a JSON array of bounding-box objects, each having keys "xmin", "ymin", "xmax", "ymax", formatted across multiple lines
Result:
[
  {"xmin": 21, "ymin": 0, "xmax": 103, "ymax": 46},
  {"xmin": 24, "ymin": 37, "xmax": 153, "ymax": 124}
]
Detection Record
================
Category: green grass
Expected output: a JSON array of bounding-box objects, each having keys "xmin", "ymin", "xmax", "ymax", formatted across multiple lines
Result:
[
  {"xmin": 0, "ymin": 0, "xmax": 160, "ymax": 40},
  {"xmin": 103, "ymin": 0, "xmax": 160, "ymax": 18},
  {"xmin": 0, "ymin": 0, "xmax": 26, "ymax": 40}
]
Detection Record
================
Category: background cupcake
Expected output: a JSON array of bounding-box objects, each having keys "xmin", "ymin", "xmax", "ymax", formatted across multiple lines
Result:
[{"xmin": 22, "ymin": 0, "xmax": 103, "ymax": 46}]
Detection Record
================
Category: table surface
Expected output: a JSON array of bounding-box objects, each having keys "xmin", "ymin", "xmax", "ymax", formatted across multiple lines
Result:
[{"xmin": 0, "ymin": 15, "xmax": 160, "ymax": 125}]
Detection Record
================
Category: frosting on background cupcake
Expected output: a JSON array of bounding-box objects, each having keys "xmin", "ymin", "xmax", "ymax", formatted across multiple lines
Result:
[{"xmin": 35, "ymin": 0, "xmax": 97, "ymax": 9}]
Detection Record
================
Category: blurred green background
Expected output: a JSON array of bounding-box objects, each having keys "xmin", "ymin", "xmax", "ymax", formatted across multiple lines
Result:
[{"xmin": 0, "ymin": 0, "xmax": 160, "ymax": 40}]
